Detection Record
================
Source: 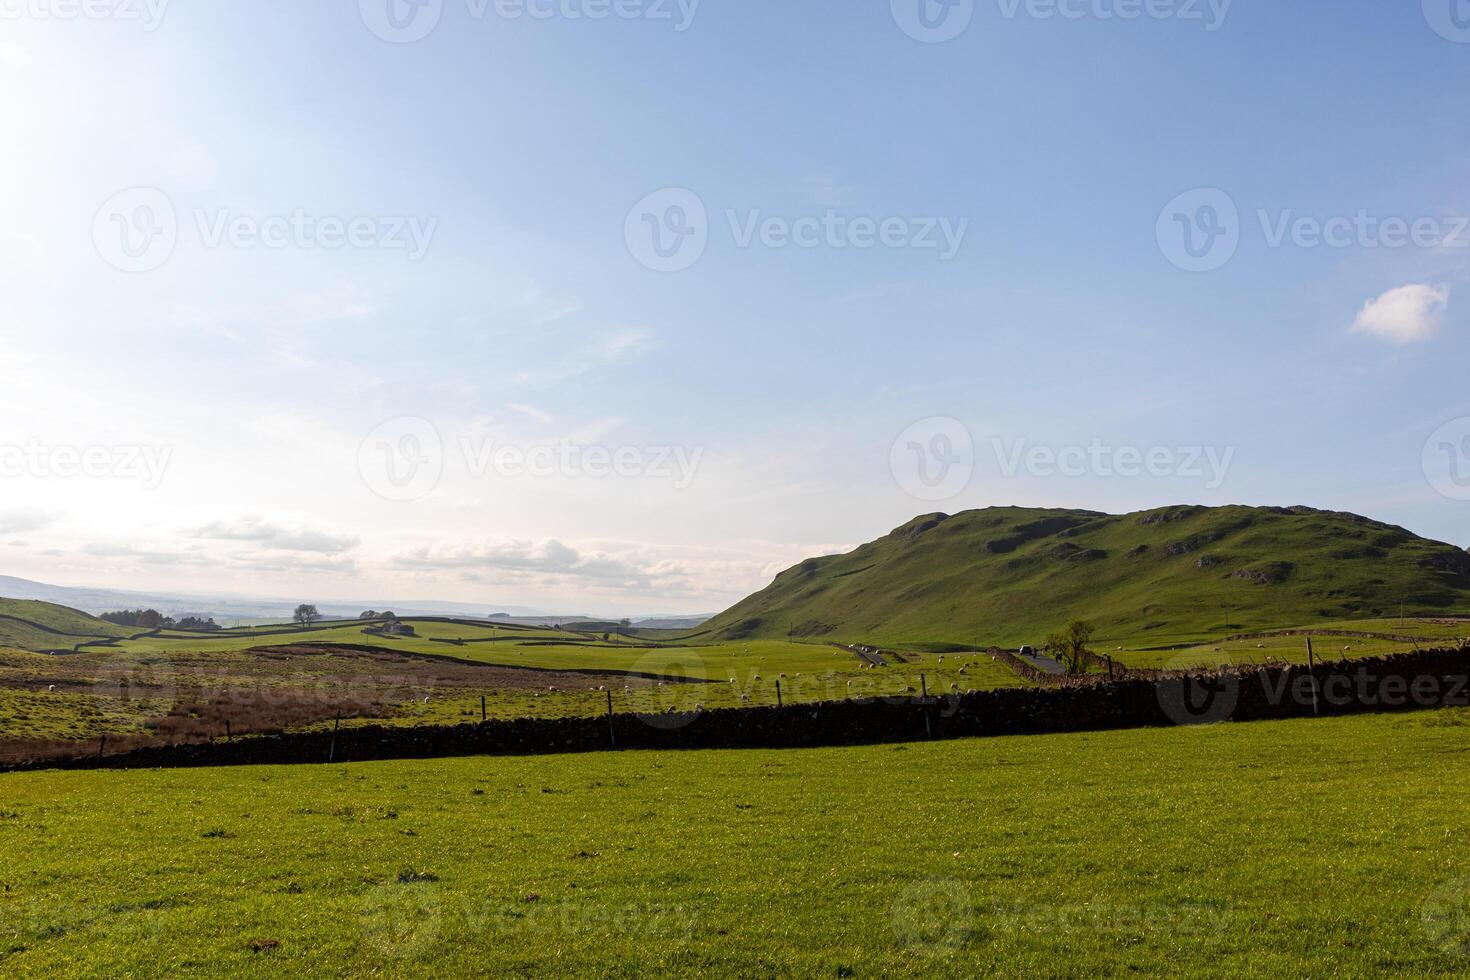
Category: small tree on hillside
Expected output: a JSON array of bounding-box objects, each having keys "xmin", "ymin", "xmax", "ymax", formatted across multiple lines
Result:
[
  {"xmin": 293, "ymin": 603, "xmax": 322, "ymax": 627},
  {"xmin": 1044, "ymin": 620, "xmax": 1095, "ymax": 676},
  {"xmin": 359, "ymin": 610, "xmax": 379, "ymax": 620}
]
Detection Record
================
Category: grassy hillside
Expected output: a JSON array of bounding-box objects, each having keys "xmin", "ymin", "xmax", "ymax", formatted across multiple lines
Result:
[
  {"xmin": 5, "ymin": 709, "xmax": 1470, "ymax": 976},
  {"xmin": 0, "ymin": 598, "xmax": 130, "ymax": 650},
  {"xmin": 699, "ymin": 505, "xmax": 1470, "ymax": 648}
]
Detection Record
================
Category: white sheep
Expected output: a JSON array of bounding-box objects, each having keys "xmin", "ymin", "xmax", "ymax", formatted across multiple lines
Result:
[{"xmin": 47, "ymin": 684, "xmax": 56, "ymax": 692}]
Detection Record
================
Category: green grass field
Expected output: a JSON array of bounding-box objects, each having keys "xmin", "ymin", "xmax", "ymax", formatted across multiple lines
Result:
[{"xmin": 5, "ymin": 708, "xmax": 1470, "ymax": 976}]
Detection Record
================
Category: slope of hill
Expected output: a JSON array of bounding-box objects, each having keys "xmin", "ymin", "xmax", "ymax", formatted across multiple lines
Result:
[
  {"xmin": 0, "ymin": 597, "xmax": 132, "ymax": 650},
  {"xmin": 699, "ymin": 505, "xmax": 1470, "ymax": 648}
]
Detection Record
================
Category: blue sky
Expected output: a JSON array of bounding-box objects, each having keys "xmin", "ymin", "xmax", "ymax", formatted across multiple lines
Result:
[{"xmin": 1, "ymin": 0, "xmax": 1467, "ymax": 613}]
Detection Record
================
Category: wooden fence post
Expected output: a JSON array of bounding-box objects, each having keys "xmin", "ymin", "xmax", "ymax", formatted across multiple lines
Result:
[
  {"xmin": 225, "ymin": 720, "xmax": 231, "ymax": 743},
  {"xmin": 605, "ymin": 689, "xmax": 616, "ymax": 748},
  {"xmin": 1306, "ymin": 638, "xmax": 1319, "ymax": 717},
  {"xmin": 98, "ymin": 734, "xmax": 106, "ymax": 760},
  {"xmin": 329, "ymin": 712, "xmax": 340, "ymax": 763},
  {"xmin": 776, "ymin": 680, "xmax": 783, "ymax": 708},
  {"xmin": 920, "ymin": 673, "xmax": 932, "ymax": 738},
  {"xmin": 481, "ymin": 695, "xmax": 487, "ymax": 723}
]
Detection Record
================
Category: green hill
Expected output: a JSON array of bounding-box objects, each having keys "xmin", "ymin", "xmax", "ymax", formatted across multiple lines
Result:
[
  {"xmin": 699, "ymin": 505, "xmax": 1470, "ymax": 649},
  {"xmin": 0, "ymin": 597, "xmax": 132, "ymax": 651}
]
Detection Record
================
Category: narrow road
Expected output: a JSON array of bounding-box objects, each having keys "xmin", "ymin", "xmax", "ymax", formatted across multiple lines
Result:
[{"xmin": 1017, "ymin": 651, "xmax": 1066, "ymax": 675}]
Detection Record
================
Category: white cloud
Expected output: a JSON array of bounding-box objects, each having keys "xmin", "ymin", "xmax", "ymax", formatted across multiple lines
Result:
[
  {"xmin": 192, "ymin": 516, "xmax": 360, "ymax": 555},
  {"xmin": 390, "ymin": 538, "xmax": 650, "ymax": 586},
  {"xmin": 1351, "ymin": 284, "xmax": 1449, "ymax": 344},
  {"xmin": 0, "ymin": 507, "xmax": 53, "ymax": 535}
]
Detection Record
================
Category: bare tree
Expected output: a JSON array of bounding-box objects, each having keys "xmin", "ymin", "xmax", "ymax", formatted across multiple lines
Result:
[{"xmin": 293, "ymin": 603, "xmax": 322, "ymax": 627}]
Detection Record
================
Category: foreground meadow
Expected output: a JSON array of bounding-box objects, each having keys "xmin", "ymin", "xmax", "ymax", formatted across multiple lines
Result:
[{"xmin": 5, "ymin": 709, "xmax": 1470, "ymax": 976}]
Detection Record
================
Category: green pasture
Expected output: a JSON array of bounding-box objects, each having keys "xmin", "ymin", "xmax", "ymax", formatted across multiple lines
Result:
[{"xmin": 5, "ymin": 708, "xmax": 1470, "ymax": 976}]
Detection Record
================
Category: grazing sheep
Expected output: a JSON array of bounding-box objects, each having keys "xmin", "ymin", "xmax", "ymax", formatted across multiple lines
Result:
[
  {"xmin": 47, "ymin": 684, "xmax": 56, "ymax": 692},
  {"xmin": 740, "ymin": 694, "xmax": 751, "ymax": 702},
  {"xmin": 695, "ymin": 703, "xmax": 705, "ymax": 712},
  {"xmin": 950, "ymin": 684, "xmax": 959, "ymax": 692},
  {"xmin": 596, "ymin": 685, "xmax": 606, "ymax": 692},
  {"xmin": 422, "ymin": 696, "xmax": 431, "ymax": 704},
  {"xmin": 779, "ymin": 673, "xmax": 786, "ymax": 679}
]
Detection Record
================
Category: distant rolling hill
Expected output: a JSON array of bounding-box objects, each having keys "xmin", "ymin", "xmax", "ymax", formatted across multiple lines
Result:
[
  {"xmin": 0, "ymin": 596, "xmax": 132, "ymax": 651},
  {"xmin": 698, "ymin": 505, "xmax": 1470, "ymax": 649}
]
